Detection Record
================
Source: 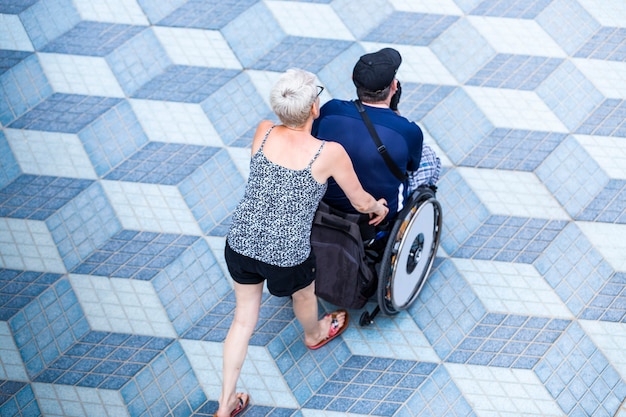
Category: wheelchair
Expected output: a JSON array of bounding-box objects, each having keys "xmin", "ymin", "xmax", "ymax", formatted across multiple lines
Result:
[{"xmin": 359, "ymin": 185, "xmax": 442, "ymax": 326}]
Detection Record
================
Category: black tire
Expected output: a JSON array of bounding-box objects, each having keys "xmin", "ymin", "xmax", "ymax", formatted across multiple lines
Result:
[{"xmin": 376, "ymin": 187, "xmax": 442, "ymax": 315}]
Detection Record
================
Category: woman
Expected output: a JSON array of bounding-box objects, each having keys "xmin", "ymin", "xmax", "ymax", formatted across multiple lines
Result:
[{"xmin": 215, "ymin": 68, "xmax": 388, "ymax": 417}]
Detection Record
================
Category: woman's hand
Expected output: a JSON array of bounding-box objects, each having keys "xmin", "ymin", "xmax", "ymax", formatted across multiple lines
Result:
[{"xmin": 368, "ymin": 198, "xmax": 389, "ymax": 226}]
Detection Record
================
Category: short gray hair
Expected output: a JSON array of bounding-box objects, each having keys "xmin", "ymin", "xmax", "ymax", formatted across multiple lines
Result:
[
  {"xmin": 270, "ymin": 68, "xmax": 318, "ymax": 127},
  {"xmin": 356, "ymin": 85, "xmax": 391, "ymax": 103}
]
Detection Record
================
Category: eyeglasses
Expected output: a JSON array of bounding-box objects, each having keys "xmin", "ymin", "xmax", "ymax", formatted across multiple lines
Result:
[{"xmin": 316, "ymin": 85, "xmax": 324, "ymax": 97}]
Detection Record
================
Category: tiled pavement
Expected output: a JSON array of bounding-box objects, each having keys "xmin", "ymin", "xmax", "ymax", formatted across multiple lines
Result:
[{"xmin": 1, "ymin": 0, "xmax": 626, "ymax": 416}]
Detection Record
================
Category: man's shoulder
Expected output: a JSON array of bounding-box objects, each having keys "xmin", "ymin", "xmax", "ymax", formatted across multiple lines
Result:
[
  {"xmin": 376, "ymin": 110, "xmax": 422, "ymax": 135},
  {"xmin": 321, "ymin": 98, "xmax": 354, "ymax": 113}
]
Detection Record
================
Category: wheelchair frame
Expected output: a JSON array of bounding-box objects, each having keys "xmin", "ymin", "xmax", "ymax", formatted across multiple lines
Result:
[{"xmin": 359, "ymin": 185, "xmax": 442, "ymax": 326}]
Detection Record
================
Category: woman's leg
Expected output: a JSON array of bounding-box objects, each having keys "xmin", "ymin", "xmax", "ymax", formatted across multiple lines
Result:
[
  {"xmin": 291, "ymin": 281, "xmax": 347, "ymax": 347},
  {"xmin": 215, "ymin": 281, "xmax": 263, "ymax": 417}
]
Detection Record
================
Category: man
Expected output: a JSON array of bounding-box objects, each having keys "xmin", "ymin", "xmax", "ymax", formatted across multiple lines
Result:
[{"xmin": 312, "ymin": 47, "xmax": 424, "ymax": 222}]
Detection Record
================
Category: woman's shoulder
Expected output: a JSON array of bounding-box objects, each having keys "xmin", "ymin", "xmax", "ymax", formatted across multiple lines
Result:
[
  {"xmin": 316, "ymin": 139, "xmax": 347, "ymax": 162},
  {"xmin": 255, "ymin": 120, "xmax": 275, "ymax": 135}
]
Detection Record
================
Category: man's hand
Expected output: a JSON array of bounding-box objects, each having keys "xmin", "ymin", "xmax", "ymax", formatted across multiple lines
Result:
[{"xmin": 390, "ymin": 80, "xmax": 401, "ymax": 111}]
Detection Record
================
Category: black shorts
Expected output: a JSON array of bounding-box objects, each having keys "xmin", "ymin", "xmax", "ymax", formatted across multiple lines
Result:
[{"xmin": 224, "ymin": 242, "xmax": 316, "ymax": 297}]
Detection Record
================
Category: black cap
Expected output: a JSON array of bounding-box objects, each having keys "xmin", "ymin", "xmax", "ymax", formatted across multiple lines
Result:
[{"xmin": 352, "ymin": 48, "xmax": 401, "ymax": 91}]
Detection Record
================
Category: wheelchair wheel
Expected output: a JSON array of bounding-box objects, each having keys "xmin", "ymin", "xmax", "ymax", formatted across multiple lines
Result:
[{"xmin": 376, "ymin": 187, "xmax": 442, "ymax": 316}]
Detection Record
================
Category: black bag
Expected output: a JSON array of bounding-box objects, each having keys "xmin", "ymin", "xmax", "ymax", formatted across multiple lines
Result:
[{"xmin": 311, "ymin": 202, "xmax": 376, "ymax": 309}]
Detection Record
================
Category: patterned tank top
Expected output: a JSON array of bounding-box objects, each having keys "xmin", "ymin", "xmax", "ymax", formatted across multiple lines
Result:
[{"xmin": 227, "ymin": 126, "xmax": 328, "ymax": 267}]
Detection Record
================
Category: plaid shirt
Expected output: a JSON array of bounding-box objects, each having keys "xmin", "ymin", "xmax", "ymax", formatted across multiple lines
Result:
[{"xmin": 407, "ymin": 145, "xmax": 441, "ymax": 192}]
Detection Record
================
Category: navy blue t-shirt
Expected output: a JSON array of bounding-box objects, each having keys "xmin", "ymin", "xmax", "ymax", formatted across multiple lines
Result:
[{"xmin": 312, "ymin": 99, "xmax": 423, "ymax": 219}]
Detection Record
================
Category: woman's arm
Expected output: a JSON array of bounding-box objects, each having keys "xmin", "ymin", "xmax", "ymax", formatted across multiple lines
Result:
[{"xmin": 323, "ymin": 142, "xmax": 388, "ymax": 225}]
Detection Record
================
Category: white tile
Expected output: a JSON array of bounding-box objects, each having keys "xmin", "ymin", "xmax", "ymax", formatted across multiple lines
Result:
[
  {"xmin": 577, "ymin": 0, "xmax": 626, "ymax": 28},
  {"xmin": 129, "ymin": 99, "xmax": 224, "ymax": 147},
  {"xmin": 580, "ymin": 320, "xmax": 626, "ymax": 381},
  {"xmin": 69, "ymin": 274, "xmax": 177, "ymax": 338},
  {"xmin": 101, "ymin": 180, "xmax": 203, "ymax": 235},
  {"xmin": 152, "ymin": 27, "xmax": 242, "ymax": 69},
  {"xmin": 181, "ymin": 340, "xmax": 298, "ymax": 409},
  {"xmin": 301, "ymin": 411, "xmax": 356, "ymax": 417},
  {"xmin": 388, "ymin": 0, "xmax": 464, "ymax": 15},
  {"xmin": 464, "ymin": 86, "xmax": 569, "ymax": 133},
  {"xmin": 422, "ymin": 129, "xmax": 452, "ymax": 168},
  {"xmin": 74, "ymin": 0, "xmax": 149, "ymax": 25},
  {"xmin": 457, "ymin": 167, "xmax": 570, "ymax": 220},
  {"xmin": 386, "ymin": 44, "xmax": 458, "ymax": 86},
  {"xmin": 204, "ymin": 236, "xmax": 230, "ymax": 276},
  {"xmin": 467, "ymin": 16, "xmax": 567, "ymax": 58},
  {"xmin": 37, "ymin": 53, "xmax": 125, "ymax": 97},
  {"xmin": 343, "ymin": 309, "xmax": 440, "ymax": 362},
  {"xmin": 265, "ymin": 1, "xmax": 355, "ymax": 40},
  {"xmin": 572, "ymin": 59, "xmax": 626, "ymax": 99},
  {"xmin": 245, "ymin": 70, "xmax": 282, "ymax": 109},
  {"xmin": 446, "ymin": 363, "xmax": 565, "ymax": 417},
  {"xmin": 575, "ymin": 135, "xmax": 626, "ymax": 179},
  {"xmin": 0, "ymin": 14, "xmax": 34, "ymax": 51},
  {"xmin": 5, "ymin": 129, "xmax": 97, "ymax": 179},
  {"xmin": 32, "ymin": 383, "xmax": 130, "ymax": 417},
  {"xmin": 576, "ymin": 222, "xmax": 626, "ymax": 272},
  {"xmin": 0, "ymin": 322, "xmax": 28, "ymax": 381},
  {"xmin": 226, "ymin": 146, "xmax": 252, "ymax": 180},
  {"xmin": 453, "ymin": 259, "xmax": 574, "ymax": 318},
  {"xmin": 0, "ymin": 219, "xmax": 66, "ymax": 273}
]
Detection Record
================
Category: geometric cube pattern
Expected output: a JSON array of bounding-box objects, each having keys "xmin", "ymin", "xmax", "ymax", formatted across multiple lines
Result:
[{"xmin": 1, "ymin": 0, "xmax": 626, "ymax": 416}]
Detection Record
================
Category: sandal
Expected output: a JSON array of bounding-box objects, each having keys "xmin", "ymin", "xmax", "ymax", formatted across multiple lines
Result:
[
  {"xmin": 307, "ymin": 310, "xmax": 349, "ymax": 350},
  {"xmin": 214, "ymin": 392, "xmax": 249, "ymax": 417}
]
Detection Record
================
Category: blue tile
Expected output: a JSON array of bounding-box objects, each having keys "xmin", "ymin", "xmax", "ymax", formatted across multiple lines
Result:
[
  {"xmin": 106, "ymin": 28, "xmax": 172, "ymax": 96},
  {"xmin": 222, "ymin": 3, "xmax": 285, "ymax": 67},
  {"xmin": 536, "ymin": 322, "xmax": 626, "ymax": 416},
  {"xmin": 575, "ymin": 27, "xmax": 626, "ymax": 62},
  {"xmin": 134, "ymin": 0, "xmax": 184, "ymax": 23},
  {"xmin": 105, "ymin": 142, "xmax": 218, "ymax": 185},
  {"xmin": 537, "ymin": 61, "xmax": 604, "ymax": 131},
  {"xmin": 250, "ymin": 36, "xmax": 353, "ymax": 73},
  {"xmin": 41, "ymin": 22, "xmax": 145, "ymax": 56},
  {"xmin": 431, "ymin": 18, "xmax": 495, "ymax": 82},
  {"xmin": 537, "ymin": 223, "xmax": 614, "ymax": 316},
  {"xmin": 470, "ymin": 0, "xmax": 551, "ymax": 18},
  {"xmin": 0, "ymin": 50, "xmax": 33, "ymax": 76},
  {"xmin": 400, "ymin": 83, "xmax": 456, "ymax": 123},
  {"xmin": 459, "ymin": 128, "xmax": 566, "ymax": 171},
  {"xmin": 576, "ymin": 99, "xmax": 626, "ymax": 138},
  {"xmin": 72, "ymin": 233, "xmax": 197, "ymax": 280},
  {"xmin": 364, "ymin": 12, "xmax": 459, "ymax": 46},
  {"xmin": 0, "ymin": 0, "xmax": 38, "ymax": 14},
  {"xmin": 180, "ymin": 149, "xmax": 245, "ymax": 236},
  {"xmin": 0, "ymin": 175, "xmax": 93, "ymax": 220},
  {"xmin": 467, "ymin": 54, "xmax": 563, "ymax": 90},
  {"xmin": 0, "ymin": 55, "xmax": 52, "ymax": 125},
  {"xmin": 448, "ymin": 314, "xmax": 572, "ymax": 368},
  {"xmin": 78, "ymin": 101, "xmax": 148, "ymax": 176},
  {"xmin": 157, "ymin": 0, "xmax": 257, "ymax": 29},
  {"xmin": 9, "ymin": 93, "xmax": 123, "ymax": 133},
  {"xmin": 19, "ymin": 0, "xmax": 80, "ymax": 50},
  {"xmin": 132, "ymin": 65, "xmax": 241, "ymax": 103},
  {"xmin": 0, "ymin": 133, "xmax": 21, "ymax": 190},
  {"xmin": 0, "ymin": 382, "xmax": 41, "ymax": 416},
  {"xmin": 452, "ymin": 216, "xmax": 567, "ymax": 264}
]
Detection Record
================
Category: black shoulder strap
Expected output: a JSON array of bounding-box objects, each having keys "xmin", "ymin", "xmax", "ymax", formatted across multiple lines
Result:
[{"xmin": 353, "ymin": 100, "xmax": 407, "ymax": 181}]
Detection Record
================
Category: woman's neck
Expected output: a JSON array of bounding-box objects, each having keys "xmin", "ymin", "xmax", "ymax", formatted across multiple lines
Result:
[{"xmin": 282, "ymin": 117, "xmax": 313, "ymax": 133}]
